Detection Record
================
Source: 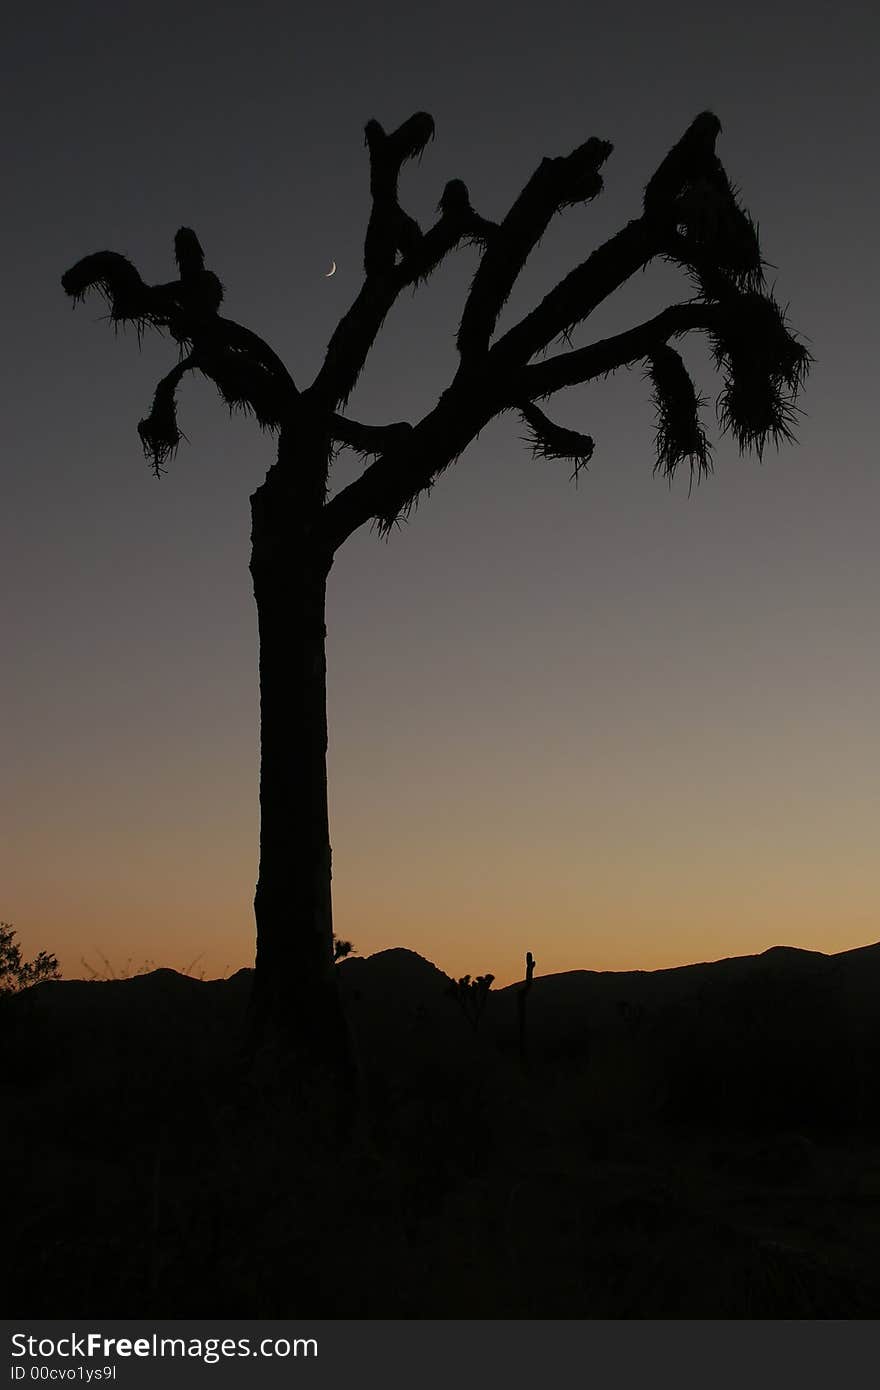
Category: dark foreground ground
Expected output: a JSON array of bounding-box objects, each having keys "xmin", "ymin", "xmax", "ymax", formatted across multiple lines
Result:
[{"xmin": 4, "ymin": 943, "xmax": 880, "ymax": 1317}]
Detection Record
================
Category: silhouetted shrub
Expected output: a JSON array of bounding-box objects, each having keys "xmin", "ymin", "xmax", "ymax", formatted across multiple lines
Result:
[{"xmin": 0, "ymin": 923, "xmax": 60, "ymax": 994}]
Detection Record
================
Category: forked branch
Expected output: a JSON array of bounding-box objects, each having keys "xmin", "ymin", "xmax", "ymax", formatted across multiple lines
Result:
[
  {"xmin": 509, "ymin": 302, "xmax": 723, "ymax": 398},
  {"xmin": 63, "ymin": 112, "xmax": 810, "ymax": 549},
  {"xmin": 309, "ymin": 114, "xmax": 493, "ymax": 409},
  {"xmin": 458, "ymin": 136, "xmax": 613, "ymax": 359},
  {"xmin": 63, "ymin": 229, "xmax": 299, "ymax": 474}
]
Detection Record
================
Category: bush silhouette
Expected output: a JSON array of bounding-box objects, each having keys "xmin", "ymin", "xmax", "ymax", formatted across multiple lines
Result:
[{"xmin": 0, "ymin": 923, "xmax": 60, "ymax": 995}]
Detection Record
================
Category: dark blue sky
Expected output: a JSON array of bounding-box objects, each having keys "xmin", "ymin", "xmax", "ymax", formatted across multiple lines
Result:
[{"xmin": 4, "ymin": 0, "xmax": 878, "ymax": 982}]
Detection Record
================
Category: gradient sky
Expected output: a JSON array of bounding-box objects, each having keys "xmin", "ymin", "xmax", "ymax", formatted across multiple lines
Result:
[{"xmin": 3, "ymin": 0, "xmax": 878, "ymax": 986}]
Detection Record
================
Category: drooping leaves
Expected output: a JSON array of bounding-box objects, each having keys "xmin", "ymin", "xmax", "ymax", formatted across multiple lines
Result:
[
  {"xmin": 64, "ymin": 110, "xmax": 809, "ymax": 547},
  {"xmin": 197, "ymin": 346, "xmax": 286, "ymax": 433},
  {"xmin": 645, "ymin": 345, "xmax": 712, "ymax": 486},
  {"xmin": 62, "ymin": 230, "xmax": 225, "ymax": 334},
  {"xmin": 711, "ymin": 293, "xmax": 811, "ymax": 457},
  {"xmin": 137, "ymin": 359, "xmax": 194, "ymax": 476},
  {"xmin": 61, "ymin": 252, "xmax": 156, "ymax": 328}
]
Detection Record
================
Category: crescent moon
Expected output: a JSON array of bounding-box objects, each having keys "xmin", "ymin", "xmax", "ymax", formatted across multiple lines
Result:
[{"xmin": 325, "ymin": 261, "xmax": 336, "ymax": 277}]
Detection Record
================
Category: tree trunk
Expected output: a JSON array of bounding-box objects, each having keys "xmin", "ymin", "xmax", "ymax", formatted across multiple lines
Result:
[{"xmin": 245, "ymin": 462, "xmax": 357, "ymax": 1111}]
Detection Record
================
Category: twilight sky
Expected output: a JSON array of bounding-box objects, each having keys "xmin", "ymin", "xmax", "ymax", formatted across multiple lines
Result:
[{"xmin": 3, "ymin": 0, "xmax": 878, "ymax": 985}]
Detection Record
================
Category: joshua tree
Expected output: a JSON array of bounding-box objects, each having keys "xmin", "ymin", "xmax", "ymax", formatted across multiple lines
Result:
[
  {"xmin": 518, "ymin": 951, "xmax": 537, "ymax": 1068},
  {"xmin": 446, "ymin": 973, "xmax": 495, "ymax": 1033},
  {"xmin": 61, "ymin": 111, "xmax": 809, "ymax": 1078}
]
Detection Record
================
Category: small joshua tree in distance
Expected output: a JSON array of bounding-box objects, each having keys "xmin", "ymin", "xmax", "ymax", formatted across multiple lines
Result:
[{"xmin": 446, "ymin": 973, "xmax": 496, "ymax": 1032}]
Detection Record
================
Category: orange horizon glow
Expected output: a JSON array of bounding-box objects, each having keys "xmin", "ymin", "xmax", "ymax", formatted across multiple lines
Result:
[{"xmin": 12, "ymin": 874, "xmax": 879, "ymax": 992}]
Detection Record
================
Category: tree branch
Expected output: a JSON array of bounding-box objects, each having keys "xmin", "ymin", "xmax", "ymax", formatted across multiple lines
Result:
[
  {"xmin": 64, "ymin": 228, "xmax": 301, "ymax": 468},
  {"xmin": 138, "ymin": 357, "xmax": 198, "ymax": 475},
  {"xmin": 509, "ymin": 301, "xmax": 722, "ymax": 399},
  {"xmin": 485, "ymin": 110, "xmax": 761, "ymax": 371},
  {"xmin": 329, "ymin": 413, "xmax": 413, "ymax": 456},
  {"xmin": 62, "ymin": 229, "xmax": 225, "ymax": 333},
  {"xmin": 319, "ymin": 387, "xmax": 493, "ymax": 549},
  {"xmin": 308, "ymin": 115, "xmax": 493, "ymax": 410},
  {"xmin": 512, "ymin": 289, "xmax": 809, "ymax": 474},
  {"xmin": 315, "ymin": 113, "xmax": 755, "ymax": 533},
  {"xmin": 645, "ymin": 112, "xmax": 764, "ymax": 294},
  {"xmin": 457, "ymin": 136, "xmax": 612, "ymax": 359},
  {"xmin": 399, "ymin": 179, "xmax": 494, "ymax": 287},
  {"xmin": 205, "ymin": 317, "xmax": 298, "ymax": 396},
  {"xmin": 137, "ymin": 331, "xmax": 296, "ymax": 476},
  {"xmin": 192, "ymin": 341, "xmax": 291, "ymax": 433},
  {"xmin": 642, "ymin": 111, "xmax": 723, "ymax": 217},
  {"xmin": 489, "ymin": 215, "xmax": 663, "ymax": 368},
  {"xmin": 363, "ymin": 112, "xmax": 436, "ymax": 276},
  {"xmin": 519, "ymin": 401, "xmax": 595, "ymax": 481},
  {"xmin": 645, "ymin": 345, "xmax": 712, "ymax": 485},
  {"xmin": 317, "ymin": 294, "xmax": 762, "ymax": 550}
]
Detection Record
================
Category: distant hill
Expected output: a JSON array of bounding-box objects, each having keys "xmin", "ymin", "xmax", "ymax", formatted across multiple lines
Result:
[
  {"xmin": 6, "ymin": 940, "xmax": 880, "ymax": 1130},
  {"xmin": 11, "ymin": 938, "xmax": 880, "ymax": 1049},
  {"xmin": 484, "ymin": 941, "xmax": 880, "ymax": 1128},
  {"xmin": 489, "ymin": 940, "xmax": 880, "ymax": 1043}
]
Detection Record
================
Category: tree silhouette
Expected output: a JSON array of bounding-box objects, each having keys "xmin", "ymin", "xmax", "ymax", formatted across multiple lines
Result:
[
  {"xmin": 0, "ymin": 923, "xmax": 60, "ymax": 995},
  {"xmin": 61, "ymin": 111, "xmax": 809, "ymax": 1081},
  {"xmin": 446, "ymin": 973, "xmax": 495, "ymax": 1032}
]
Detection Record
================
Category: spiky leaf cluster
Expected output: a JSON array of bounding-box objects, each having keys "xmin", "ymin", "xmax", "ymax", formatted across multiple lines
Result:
[
  {"xmin": 645, "ymin": 112, "xmax": 763, "ymax": 294},
  {"xmin": 520, "ymin": 401, "xmax": 595, "ymax": 481},
  {"xmin": 63, "ymin": 110, "xmax": 809, "ymax": 545},
  {"xmin": 61, "ymin": 234, "xmax": 224, "ymax": 334},
  {"xmin": 646, "ymin": 345, "xmax": 712, "ymax": 485},
  {"xmin": 711, "ymin": 293, "xmax": 812, "ymax": 457},
  {"xmin": 137, "ymin": 361, "xmax": 192, "ymax": 475},
  {"xmin": 674, "ymin": 176, "xmax": 763, "ymax": 292},
  {"xmin": 61, "ymin": 252, "xmax": 159, "ymax": 329},
  {"xmin": 63, "ymin": 229, "xmax": 295, "ymax": 475},
  {"xmin": 197, "ymin": 347, "xmax": 285, "ymax": 431}
]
